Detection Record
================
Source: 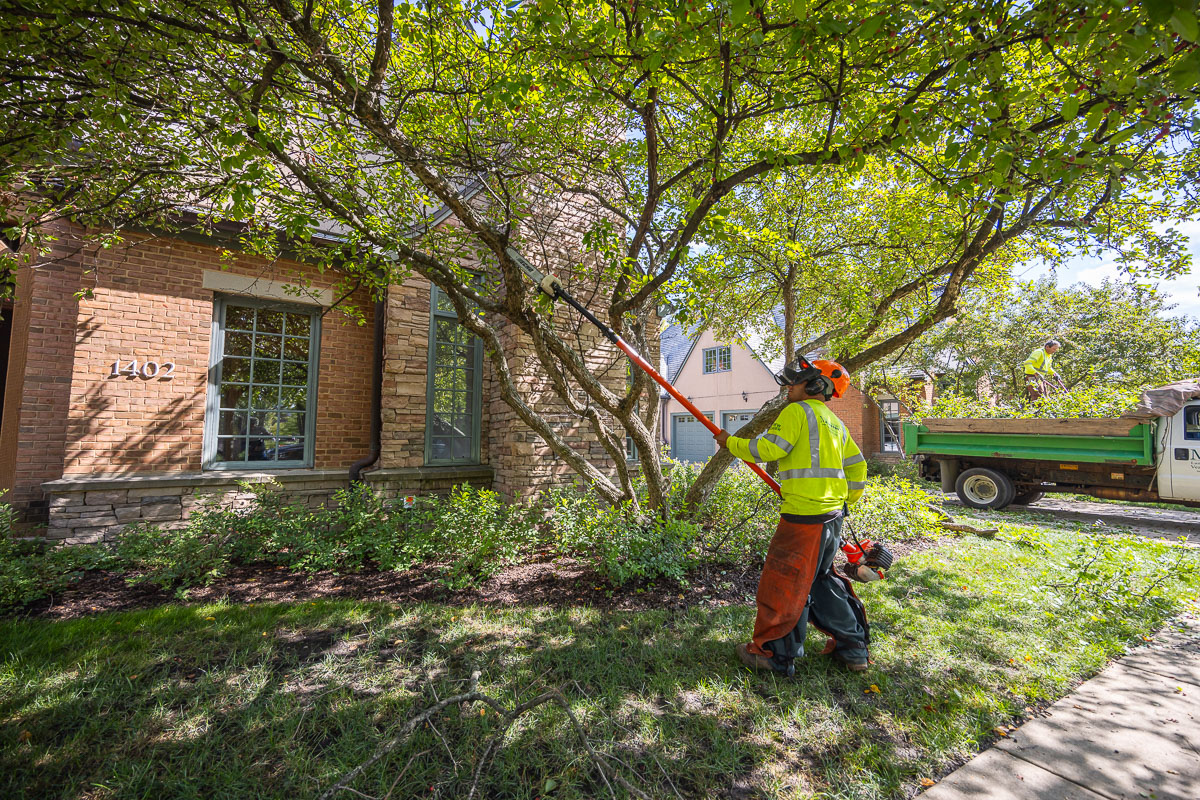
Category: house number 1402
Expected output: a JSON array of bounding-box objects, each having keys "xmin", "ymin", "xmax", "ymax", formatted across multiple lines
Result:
[{"xmin": 109, "ymin": 359, "xmax": 176, "ymax": 379}]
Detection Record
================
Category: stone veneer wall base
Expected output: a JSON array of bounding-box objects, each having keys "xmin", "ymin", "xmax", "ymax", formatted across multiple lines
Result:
[{"xmin": 41, "ymin": 465, "xmax": 495, "ymax": 543}]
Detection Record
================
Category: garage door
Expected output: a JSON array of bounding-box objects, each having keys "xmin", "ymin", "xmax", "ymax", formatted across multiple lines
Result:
[
  {"xmin": 672, "ymin": 412, "xmax": 716, "ymax": 463},
  {"xmin": 721, "ymin": 410, "xmax": 755, "ymax": 436}
]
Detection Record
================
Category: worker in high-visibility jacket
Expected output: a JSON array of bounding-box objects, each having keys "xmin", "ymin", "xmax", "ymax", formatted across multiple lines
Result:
[
  {"xmin": 714, "ymin": 357, "xmax": 871, "ymax": 675},
  {"xmin": 1023, "ymin": 339, "xmax": 1063, "ymax": 400}
]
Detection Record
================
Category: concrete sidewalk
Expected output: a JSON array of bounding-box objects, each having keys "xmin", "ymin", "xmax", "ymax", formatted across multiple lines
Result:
[{"xmin": 922, "ymin": 613, "xmax": 1200, "ymax": 800}]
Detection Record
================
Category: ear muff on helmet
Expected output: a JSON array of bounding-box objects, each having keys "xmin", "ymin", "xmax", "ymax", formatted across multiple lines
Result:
[
  {"xmin": 805, "ymin": 376, "xmax": 835, "ymax": 400},
  {"xmin": 812, "ymin": 359, "xmax": 851, "ymax": 399}
]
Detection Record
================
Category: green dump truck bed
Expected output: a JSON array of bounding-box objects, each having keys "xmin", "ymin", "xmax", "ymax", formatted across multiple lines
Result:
[{"xmin": 901, "ymin": 417, "xmax": 1156, "ymax": 466}]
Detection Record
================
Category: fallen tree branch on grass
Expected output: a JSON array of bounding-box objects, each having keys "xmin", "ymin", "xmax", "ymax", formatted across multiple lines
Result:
[
  {"xmin": 940, "ymin": 522, "xmax": 999, "ymax": 538},
  {"xmin": 319, "ymin": 671, "xmax": 650, "ymax": 800},
  {"xmin": 927, "ymin": 503, "xmax": 998, "ymax": 538}
]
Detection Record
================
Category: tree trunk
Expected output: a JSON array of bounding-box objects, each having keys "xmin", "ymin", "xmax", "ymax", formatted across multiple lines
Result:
[{"xmin": 681, "ymin": 391, "xmax": 788, "ymax": 512}]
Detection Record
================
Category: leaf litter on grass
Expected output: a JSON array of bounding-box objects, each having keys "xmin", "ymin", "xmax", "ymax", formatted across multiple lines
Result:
[{"xmin": 2, "ymin": 521, "xmax": 1198, "ymax": 800}]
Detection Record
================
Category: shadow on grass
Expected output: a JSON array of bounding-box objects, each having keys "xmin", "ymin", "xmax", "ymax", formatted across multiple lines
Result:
[{"xmin": 0, "ymin": 546, "xmax": 1192, "ymax": 800}]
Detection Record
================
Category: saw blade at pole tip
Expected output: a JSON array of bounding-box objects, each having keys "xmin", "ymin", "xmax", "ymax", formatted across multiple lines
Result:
[{"xmin": 505, "ymin": 246, "xmax": 561, "ymax": 298}]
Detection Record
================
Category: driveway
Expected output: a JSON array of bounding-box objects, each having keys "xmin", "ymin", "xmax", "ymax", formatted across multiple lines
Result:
[{"xmin": 944, "ymin": 496, "xmax": 1200, "ymax": 543}]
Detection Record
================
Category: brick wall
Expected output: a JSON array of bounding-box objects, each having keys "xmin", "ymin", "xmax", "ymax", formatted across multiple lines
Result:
[
  {"xmin": 828, "ymin": 384, "xmax": 881, "ymax": 457},
  {"xmin": 0, "ymin": 241, "xmax": 83, "ymax": 518},
  {"xmin": 3, "ymin": 224, "xmax": 375, "ymax": 520},
  {"xmin": 487, "ymin": 187, "xmax": 658, "ymax": 499}
]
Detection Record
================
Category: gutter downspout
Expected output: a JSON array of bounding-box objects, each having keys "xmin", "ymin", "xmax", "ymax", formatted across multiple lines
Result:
[{"xmin": 350, "ymin": 289, "xmax": 386, "ymax": 483}]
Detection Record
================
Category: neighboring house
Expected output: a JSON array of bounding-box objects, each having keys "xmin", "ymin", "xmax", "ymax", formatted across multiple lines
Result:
[
  {"xmin": 0, "ymin": 201, "xmax": 643, "ymax": 540},
  {"xmin": 658, "ymin": 324, "xmax": 913, "ymax": 464}
]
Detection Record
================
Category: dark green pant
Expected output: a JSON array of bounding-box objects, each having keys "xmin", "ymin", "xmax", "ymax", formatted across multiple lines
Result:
[{"xmin": 757, "ymin": 515, "xmax": 870, "ymax": 675}]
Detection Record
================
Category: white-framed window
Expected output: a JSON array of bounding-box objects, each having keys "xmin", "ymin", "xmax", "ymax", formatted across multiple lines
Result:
[
  {"xmin": 426, "ymin": 285, "xmax": 483, "ymax": 464},
  {"xmin": 880, "ymin": 399, "xmax": 902, "ymax": 453},
  {"xmin": 204, "ymin": 296, "xmax": 320, "ymax": 468},
  {"xmin": 703, "ymin": 346, "xmax": 731, "ymax": 374}
]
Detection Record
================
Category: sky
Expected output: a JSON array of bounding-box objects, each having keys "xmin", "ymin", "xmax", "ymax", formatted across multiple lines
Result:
[{"xmin": 1019, "ymin": 219, "xmax": 1200, "ymax": 323}]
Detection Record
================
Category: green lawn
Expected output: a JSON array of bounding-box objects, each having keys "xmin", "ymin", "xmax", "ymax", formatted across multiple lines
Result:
[{"xmin": 2, "ymin": 522, "xmax": 1197, "ymax": 800}]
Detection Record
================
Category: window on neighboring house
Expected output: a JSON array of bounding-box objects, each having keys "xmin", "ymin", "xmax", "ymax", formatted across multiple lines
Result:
[
  {"xmin": 880, "ymin": 399, "xmax": 902, "ymax": 453},
  {"xmin": 205, "ymin": 297, "xmax": 320, "ymax": 468},
  {"xmin": 703, "ymin": 346, "xmax": 731, "ymax": 374},
  {"xmin": 426, "ymin": 285, "xmax": 482, "ymax": 464}
]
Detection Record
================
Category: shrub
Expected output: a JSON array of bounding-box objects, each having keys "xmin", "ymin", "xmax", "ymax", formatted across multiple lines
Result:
[
  {"xmin": 851, "ymin": 477, "xmax": 942, "ymax": 541},
  {"xmin": 0, "ymin": 538, "xmax": 112, "ymax": 610},
  {"xmin": 0, "ymin": 495, "xmax": 112, "ymax": 610},
  {"xmin": 689, "ymin": 463, "xmax": 779, "ymax": 561},
  {"xmin": 253, "ymin": 484, "xmax": 420, "ymax": 574},
  {"xmin": 866, "ymin": 456, "xmax": 922, "ymax": 482},
  {"xmin": 114, "ymin": 519, "xmax": 240, "ymax": 593},
  {"xmin": 547, "ymin": 486, "xmax": 703, "ymax": 586},
  {"xmin": 429, "ymin": 485, "xmax": 540, "ymax": 588}
]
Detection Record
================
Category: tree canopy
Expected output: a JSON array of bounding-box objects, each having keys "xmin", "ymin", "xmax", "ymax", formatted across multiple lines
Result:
[
  {"xmin": 2, "ymin": 0, "xmax": 1198, "ymax": 509},
  {"xmin": 899, "ymin": 276, "xmax": 1200, "ymax": 399}
]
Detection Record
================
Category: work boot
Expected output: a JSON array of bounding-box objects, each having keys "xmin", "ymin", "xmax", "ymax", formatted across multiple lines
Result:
[
  {"xmin": 736, "ymin": 643, "xmax": 792, "ymax": 677},
  {"xmin": 828, "ymin": 648, "xmax": 869, "ymax": 672}
]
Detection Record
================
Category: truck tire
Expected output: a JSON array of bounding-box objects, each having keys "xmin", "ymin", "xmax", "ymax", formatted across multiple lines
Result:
[
  {"xmin": 955, "ymin": 468, "xmax": 1016, "ymax": 510},
  {"xmin": 1011, "ymin": 490, "xmax": 1046, "ymax": 505}
]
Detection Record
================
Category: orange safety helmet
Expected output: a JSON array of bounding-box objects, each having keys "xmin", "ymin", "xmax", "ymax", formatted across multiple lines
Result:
[{"xmin": 813, "ymin": 359, "xmax": 851, "ymax": 399}]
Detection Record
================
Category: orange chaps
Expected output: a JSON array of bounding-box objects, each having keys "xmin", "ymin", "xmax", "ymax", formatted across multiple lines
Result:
[{"xmin": 748, "ymin": 514, "xmax": 869, "ymax": 675}]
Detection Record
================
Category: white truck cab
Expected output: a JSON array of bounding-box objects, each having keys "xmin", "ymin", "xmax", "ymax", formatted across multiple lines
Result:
[{"xmin": 1159, "ymin": 404, "xmax": 1200, "ymax": 503}]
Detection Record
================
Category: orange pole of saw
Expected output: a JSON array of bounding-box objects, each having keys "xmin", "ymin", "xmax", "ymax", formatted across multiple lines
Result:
[
  {"xmin": 504, "ymin": 246, "xmax": 781, "ymax": 494},
  {"xmin": 614, "ymin": 336, "xmax": 782, "ymax": 495}
]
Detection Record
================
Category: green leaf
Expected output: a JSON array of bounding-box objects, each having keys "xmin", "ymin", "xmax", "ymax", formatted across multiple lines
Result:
[
  {"xmin": 1062, "ymin": 96, "xmax": 1080, "ymax": 121},
  {"xmin": 1146, "ymin": 0, "xmax": 1174, "ymax": 25},
  {"xmin": 1171, "ymin": 9, "xmax": 1199, "ymax": 42},
  {"xmin": 858, "ymin": 15, "xmax": 883, "ymax": 38}
]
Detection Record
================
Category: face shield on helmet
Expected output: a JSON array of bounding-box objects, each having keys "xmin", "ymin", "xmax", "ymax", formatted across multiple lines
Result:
[
  {"xmin": 773, "ymin": 355, "xmax": 820, "ymax": 387},
  {"xmin": 774, "ymin": 355, "xmax": 851, "ymax": 400}
]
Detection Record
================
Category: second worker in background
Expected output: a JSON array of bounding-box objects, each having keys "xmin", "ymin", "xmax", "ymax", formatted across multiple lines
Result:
[{"xmin": 714, "ymin": 357, "xmax": 872, "ymax": 675}]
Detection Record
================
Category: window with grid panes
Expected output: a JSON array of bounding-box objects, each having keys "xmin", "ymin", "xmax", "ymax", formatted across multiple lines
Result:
[
  {"xmin": 880, "ymin": 399, "xmax": 902, "ymax": 452},
  {"xmin": 204, "ymin": 298, "xmax": 319, "ymax": 468},
  {"xmin": 426, "ymin": 286, "xmax": 482, "ymax": 464},
  {"xmin": 703, "ymin": 346, "xmax": 731, "ymax": 374}
]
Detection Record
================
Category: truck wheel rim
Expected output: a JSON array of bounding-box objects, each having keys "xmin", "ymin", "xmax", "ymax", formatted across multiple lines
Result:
[{"xmin": 963, "ymin": 475, "xmax": 999, "ymax": 504}]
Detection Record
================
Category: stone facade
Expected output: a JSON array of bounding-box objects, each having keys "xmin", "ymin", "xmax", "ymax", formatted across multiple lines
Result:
[{"xmin": 40, "ymin": 466, "xmax": 495, "ymax": 544}]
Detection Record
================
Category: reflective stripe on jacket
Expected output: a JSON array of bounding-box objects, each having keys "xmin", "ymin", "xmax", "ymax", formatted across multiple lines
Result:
[
  {"xmin": 727, "ymin": 399, "xmax": 867, "ymax": 515},
  {"xmin": 1023, "ymin": 347, "xmax": 1056, "ymax": 376}
]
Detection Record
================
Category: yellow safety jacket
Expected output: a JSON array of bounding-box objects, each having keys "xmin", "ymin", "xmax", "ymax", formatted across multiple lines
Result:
[
  {"xmin": 1023, "ymin": 347, "xmax": 1056, "ymax": 377},
  {"xmin": 727, "ymin": 399, "xmax": 867, "ymax": 516}
]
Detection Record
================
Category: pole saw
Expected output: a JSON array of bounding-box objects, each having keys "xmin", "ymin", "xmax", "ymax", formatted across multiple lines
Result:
[{"xmin": 507, "ymin": 248, "xmax": 892, "ymax": 581}]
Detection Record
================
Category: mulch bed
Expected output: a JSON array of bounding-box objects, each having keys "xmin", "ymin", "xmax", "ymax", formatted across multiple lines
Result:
[{"xmin": 11, "ymin": 537, "xmax": 946, "ymax": 623}]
